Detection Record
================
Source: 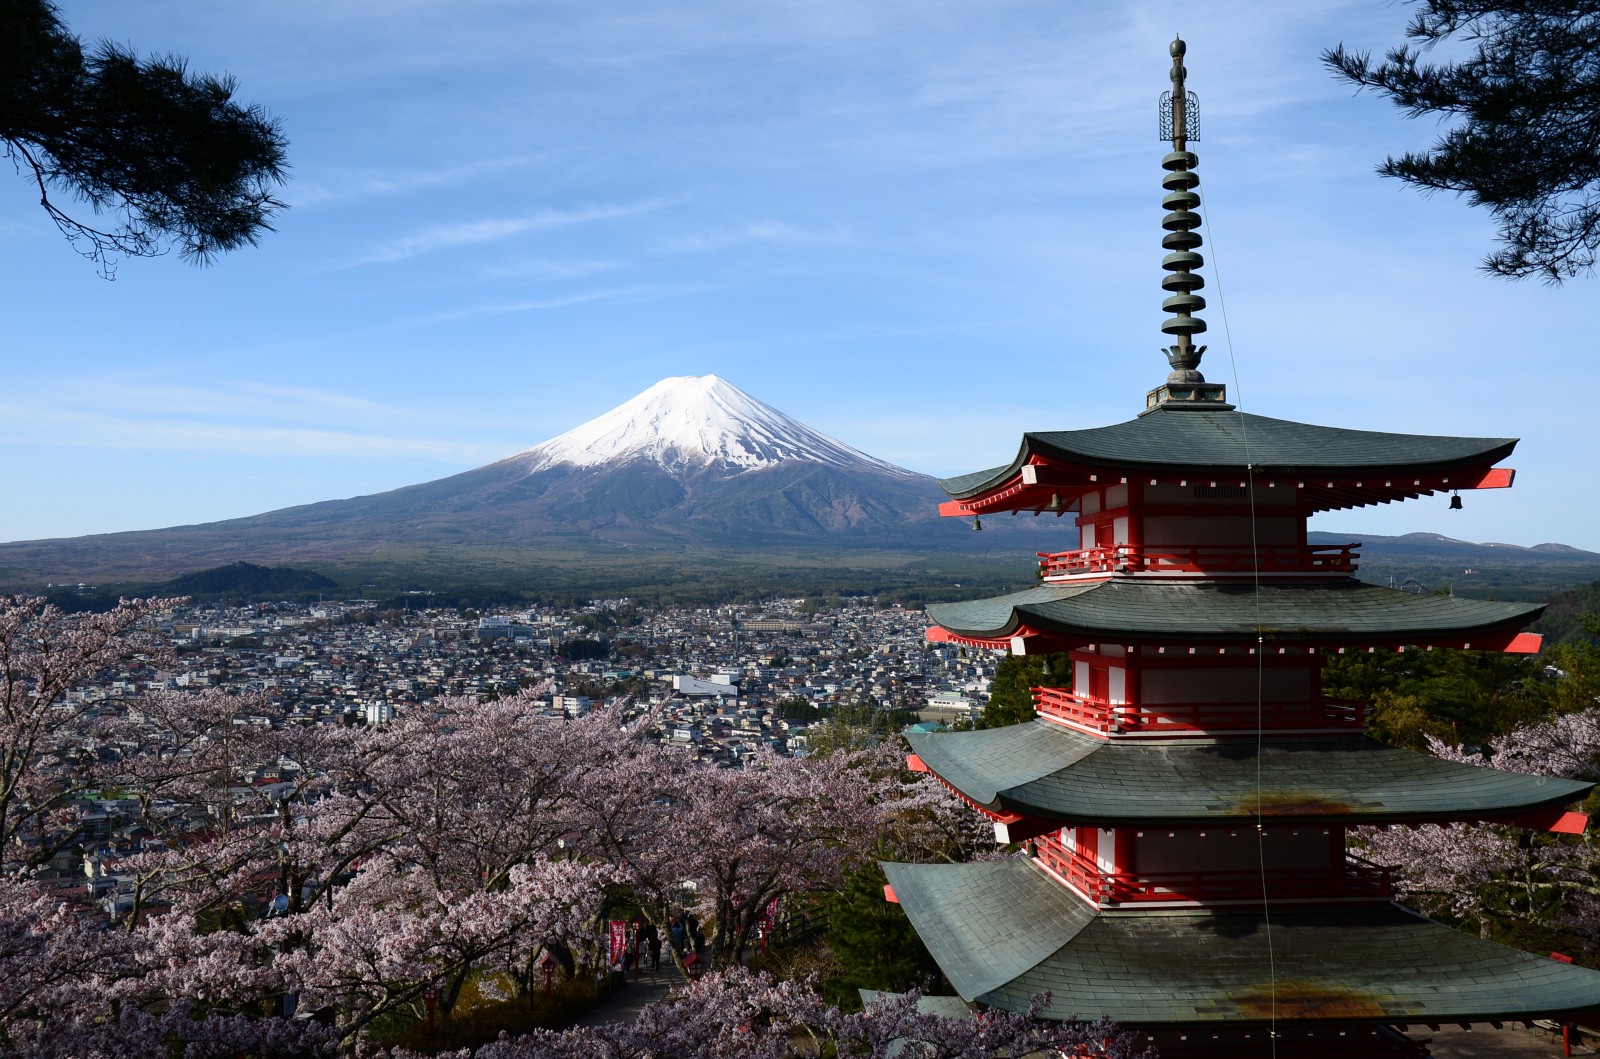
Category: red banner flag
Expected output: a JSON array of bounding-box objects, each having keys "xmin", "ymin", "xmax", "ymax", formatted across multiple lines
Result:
[{"xmin": 609, "ymin": 920, "xmax": 627, "ymax": 968}]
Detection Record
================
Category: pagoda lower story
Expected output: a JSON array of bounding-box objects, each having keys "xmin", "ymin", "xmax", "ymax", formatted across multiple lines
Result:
[{"xmin": 886, "ymin": 859, "xmax": 1598, "ymax": 1056}]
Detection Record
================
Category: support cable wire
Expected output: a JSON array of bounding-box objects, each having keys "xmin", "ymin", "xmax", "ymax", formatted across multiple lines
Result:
[{"xmin": 1198, "ymin": 192, "xmax": 1279, "ymax": 1056}]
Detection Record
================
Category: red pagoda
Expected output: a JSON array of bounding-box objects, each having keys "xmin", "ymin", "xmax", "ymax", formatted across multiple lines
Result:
[{"xmin": 883, "ymin": 37, "xmax": 1600, "ymax": 1058}]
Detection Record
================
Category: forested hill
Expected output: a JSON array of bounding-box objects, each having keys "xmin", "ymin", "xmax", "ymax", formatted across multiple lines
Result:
[
  {"xmin": 1539, "ymin": 581, "xmax": 1600, "ymax": 646},
  {"xmin": 1309, "ymin": 531, "xmax": 1600, "ymax": 602},
  {"xmin": 154, "ymin": 562, "xmax": 337, "ymax": 598}
]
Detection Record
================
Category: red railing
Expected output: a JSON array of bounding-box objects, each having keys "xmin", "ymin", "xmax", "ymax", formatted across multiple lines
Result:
[
  {"xmin": 1033, "ymin": 837, "xmax": 1393, "ymax": 905},
  {"xmin": 1032, "ymin": 687, "xmax": 1366, "ymax": 735},
  {"xmin": 1037, "ymin": 543, "xmax": 1359, "ymax": 579}
]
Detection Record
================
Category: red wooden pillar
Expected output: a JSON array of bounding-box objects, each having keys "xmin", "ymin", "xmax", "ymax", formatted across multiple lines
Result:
[{"xmin": 1124, "ymin": 480, "xmax": 1144, "ymax": 554}]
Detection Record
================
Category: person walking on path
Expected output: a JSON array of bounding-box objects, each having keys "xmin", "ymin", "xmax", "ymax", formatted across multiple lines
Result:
[
  {"xmin": 668, "ymin": 915, "xmax": 686, "ymax": 956},
  {"xmin": 642, "ymin": 923, "xmax": 662, "ymax": 972}
]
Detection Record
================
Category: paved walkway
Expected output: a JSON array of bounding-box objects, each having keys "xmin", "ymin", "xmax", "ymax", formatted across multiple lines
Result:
[{"xmin": 573, "ymin": 965, "xmax": 682, "ymax": 1028}]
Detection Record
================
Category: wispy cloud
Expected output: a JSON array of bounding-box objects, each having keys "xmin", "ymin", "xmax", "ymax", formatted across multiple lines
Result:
[
  {"xmin": 0, "ymin": 377, "xmax": 532, "ymax": 459},
  {"xmin": 427, "ymin": 281, "xmax": 717, "ymax": 323},
  {"xmin": 290, "ymin": 153, "xmax": 546, "ymax": 207},
  {"xmin": 0, "ymin": 403, "xmax": 499, "ymax": 463},
  {"xmin": 341, "ymin": 198, "xmax": 676, "ymax": 267},
  {"xmin": 22, "ymin": 379, "xmax": 411, "ymax": 427},
  {"xmin": 655, "ymin": 221, "xmax": 851, "ymax": 255},
  {"xmin": 470, "ymin": 257, "xmax": 620, "ymax": 283}
]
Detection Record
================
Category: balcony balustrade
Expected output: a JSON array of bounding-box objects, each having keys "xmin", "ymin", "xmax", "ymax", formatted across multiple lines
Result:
[
  {"xmin": 1032, "ymin": 836, "xmax": 1394, "ymax": 906},
  {"xmin": 1032, "ymin": 686, "xmax": 1365, "ymax": 735},
  {"xmin": 1037, "ymin": 542, "xmax": 1359, "ymax": 580}
]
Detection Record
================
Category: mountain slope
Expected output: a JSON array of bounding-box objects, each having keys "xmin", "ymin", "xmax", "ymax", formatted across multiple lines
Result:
[{"xmin": 0, "ymin": 376, "xmax": 1036, "ymax": 587}]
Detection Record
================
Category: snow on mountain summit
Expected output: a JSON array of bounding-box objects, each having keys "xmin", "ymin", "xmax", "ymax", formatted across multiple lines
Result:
[{"xmin": 517, "ymin": 375, "xmax": 918, "ymax": 478}]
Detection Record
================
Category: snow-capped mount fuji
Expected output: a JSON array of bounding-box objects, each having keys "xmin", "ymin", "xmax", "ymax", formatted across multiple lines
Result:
[
  {"xmin": 0, "ymin": 375, "xmax": 1021, "ymax": 587},
  {"xmin": 518, "ymin": 374, "xmax": 919, "ymax": 479},
  {"xmin": 460, "ymin": 374, "xmax": 941, "ymax": 541}
]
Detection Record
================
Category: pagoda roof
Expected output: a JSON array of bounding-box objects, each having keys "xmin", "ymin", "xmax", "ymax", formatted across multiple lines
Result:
[
  {"xmin": 924, "ymin": 580, "xmax": 1541, "ymax": 650},
  {"xmin": 882, "ymin": 858, "xmax": 1600, "ymax": 1026},
  {"xmin": 941, "ymin": 408, "xmax": 1515, "ymax": 499},
  {"xmin": 905, "ymin": 722, "xmax": 1591, "ymax": 825},
  {"xmin": 937, "ymin": 407, "xmax": 1517, "ymax": 515}
]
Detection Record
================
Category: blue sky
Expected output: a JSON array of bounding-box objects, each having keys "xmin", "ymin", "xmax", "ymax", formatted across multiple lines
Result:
[{"xmin": 4, "ymin": 1, "xmax": 1594, "ymax": 553}]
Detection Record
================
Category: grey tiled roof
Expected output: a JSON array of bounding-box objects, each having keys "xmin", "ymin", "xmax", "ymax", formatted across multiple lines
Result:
[
  {"xmin": 881, "ymin": 860, "xmax": 1096, "ymax": 1000},
  {"xmin": 924, "ymin": 580, "xmax": 1541, "ymax": 644},
  {"xmin": 939, "ymin": 408, "xmax": 1515, "ymax": 499},
  {"xmin": 886, "ymin": 858, "xmax": 1600, "ymax": 1026},
  {"xmin": 906, "ymin": 723, "xmax": 1592, "ymax": 824}
]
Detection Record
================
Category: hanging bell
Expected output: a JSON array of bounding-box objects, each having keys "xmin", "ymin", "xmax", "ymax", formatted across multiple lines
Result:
[
  {"xmin": 1449, "ymin": 493, "xmax": 1463, "ymax": 510},
  {"xmin": 972, "ymin": 517, "xmax": 983, "ymax": 531},
  {"xmin": 1048, "ymin": 491, "xmax": 1063, "ymax": 511}
]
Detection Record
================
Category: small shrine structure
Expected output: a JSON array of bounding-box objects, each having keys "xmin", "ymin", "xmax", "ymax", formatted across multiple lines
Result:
[{"xmin": 884, "ymin": 37, "xmax": 1600, "ymax": 1058}]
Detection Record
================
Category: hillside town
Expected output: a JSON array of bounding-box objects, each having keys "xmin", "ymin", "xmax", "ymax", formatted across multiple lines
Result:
[
  {"xmin": 44, "ymin": 597, "xmax": 995, "ymax": 910},
  {"xmin": 157, "ymin": 597, "xmax": 992, "ymax": 730}
]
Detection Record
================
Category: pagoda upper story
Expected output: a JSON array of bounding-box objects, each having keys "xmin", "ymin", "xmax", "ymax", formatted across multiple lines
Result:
[
  {"xmin": 937, "ymin": 409, "xmax": 1516, "ymax": 522},
  {"xmin": 935, "ymin": 34, "xmax": 1515, "ymax": 586},
  {"xmin": 937, "ymin": 410, "xmax": 1518, "ymax": 587}
]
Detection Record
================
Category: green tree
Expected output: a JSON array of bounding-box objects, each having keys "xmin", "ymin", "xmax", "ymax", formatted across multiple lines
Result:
[
  {"xmin": 1324, "ymin": 2, "xmax": 1600, "ymax": 281},
  {"xmin": 807, "ymin": 699, "xmax": 897, "ymax": 755},
  {"xmin": 777, "ymin": 695, "xmax": 820, "ymax": 722},
  {"xmin": 978, "ymin": 652, "xmax": 1072, "ymax": 729},
  {"xmin": 819, "ymin": 859, "xmax": 944, "ymax": 1009},
  {"xmin": 1323, "ymin": 646, "xmax": 1553, "ymax": 750},
  {"xmin": 1544, "ymin": 613, "xmax": 1600, "ymax": 715},
  {"xmin": 556, "ymin": 637, "xmax": 609, "ymax": 661},
  {"xmin": 1, "ymin": 0, "xmax": 287, "ymax": 273}
]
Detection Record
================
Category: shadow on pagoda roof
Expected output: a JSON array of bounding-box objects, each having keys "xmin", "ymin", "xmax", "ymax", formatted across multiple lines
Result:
[
  {"xmin": 882, "ymin": 857, "xmax": 1600, "ymax": 1028},
  {"xmin": 906, "ymin": 721, "xmax": 1591, "ymax": 826}
]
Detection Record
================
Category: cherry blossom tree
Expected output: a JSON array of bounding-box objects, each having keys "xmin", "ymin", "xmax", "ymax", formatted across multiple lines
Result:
[
  {"xmin": 386, "ymin": 969, "xmax": 1154, "ymax": 1059},
  {"xmin": 561, "ymin": 720, "xmax": 964, "ymax": 973},
  {"xmin": 367, "ymin": 694, "xmax": 588, "ymax": 899},
  {"xmin": 90, "ymin": 686, "xmax": 401, "ymax": 930},
  {"xmin": 261, "ymin": 856, "xmax": 616, "ymax": 1048},
  {"xmin": 0, "ymin": 606, "xmax": 621, "ymax": 1052},
  {"xmin": 90, "ymin": 692, "xmax": 626, "ymax": 1038},
  {"xmin": 0, "ymin": 871, "xmax": 334, "ymax": 1058},
  {"xmin": 0, "ymin": 594, "xmax": 180, "ymax": 867},
  {"xmin": 0, "ymin": 602, "xmax": 1041, "ymax": 1057},
  {"xmin": 1358, "ymin": 706, "xmax": 1600, "ymax": 950}
]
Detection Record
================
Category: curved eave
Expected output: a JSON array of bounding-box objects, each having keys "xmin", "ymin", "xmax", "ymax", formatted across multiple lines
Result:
[
  {"xmin": 884, "ymin": 858, "xmax": 1600, "ymax": 1026},
  {"xmin": 923, "ymin": 581, "xmax": 1543, "ymax": 649},
  {"xmin": 936, "ymin": 409, "xmax": 1517, "ymax": 515},
  {"xmin": 905, "ymin": 723, "xmax": 1592, "ymax": 826}
]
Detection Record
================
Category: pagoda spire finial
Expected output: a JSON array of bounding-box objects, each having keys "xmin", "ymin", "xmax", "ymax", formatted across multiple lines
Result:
[{"xmin": 1146, "ymin": 35, "xmax": 1231, "ymax": 413}]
